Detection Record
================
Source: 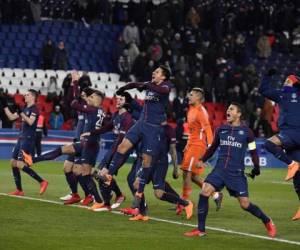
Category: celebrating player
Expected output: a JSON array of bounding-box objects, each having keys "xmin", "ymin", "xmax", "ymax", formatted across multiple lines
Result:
[
  {"xmin": 1, "ymin": 89, "xmax": 48, "ymax": 196},
  {"xmin": 184, "ymin": 103, "xmax": 276, "ymax": 237},
  {"xmin": 259, "ymin": 71, "xmax": 300, "ymax": 181}
]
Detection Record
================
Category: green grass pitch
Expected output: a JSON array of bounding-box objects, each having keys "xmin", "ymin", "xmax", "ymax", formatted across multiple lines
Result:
[{"xmin": 0, "ymin": 160, "xmax": 299, "ymax": 250}]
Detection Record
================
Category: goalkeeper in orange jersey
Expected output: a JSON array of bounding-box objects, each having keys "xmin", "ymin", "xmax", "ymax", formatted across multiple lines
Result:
[{"xmin": 177, "ymin": 88, "xmax": 223, "ymax": 215}]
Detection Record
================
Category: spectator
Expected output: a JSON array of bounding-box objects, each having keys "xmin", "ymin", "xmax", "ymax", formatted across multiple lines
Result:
[
  {"xmin": 42, "ymin": 39, "xmax": 55, "ymax": 70},
  {"xmin": 55, "ymin": 41, "xmax": 68, "ymax": 70},
  {"xmin": 148, "ymin": 38, "xmax": 163, "ymax": 62},
  {"xmin": 118, "ymin": 49, "xmax": 131, "ymax": 81},
  {"xmin": 172, "ymin": 90, "xmax": 187, "ymax": 121},
  {"xmin": 50, "ymin": 105, "xmax": 64, "ymax": 130},
  {"xmin": 186, "ymin": 6, "xmax": 200, "ymax": 28},
  {"xmin": 123, "ymin": 21, "xmax": 140, "ymax": 45},
  {"xmin": 46, "ymin": 76, "xmax": 59, "ymax": 103},
  {"xmin": 257, "ymin": 34, "xmax": 272, "ymax": 59},
  {"xmin": 249, "ymin": 107, "xmax": 272, "ymax": 138},
  {"xmin": 127, "ymin": 41, "xmax": 140, "ymax": 67}
]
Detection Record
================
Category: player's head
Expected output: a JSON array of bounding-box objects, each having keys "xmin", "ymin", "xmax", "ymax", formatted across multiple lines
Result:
[
  {"xmin": 283, "ymin": 75, "xmax": 300, "ymax": 87},
  {"xmin": 24, "ymin": 89, "xmax": 38, "ymax": 104},
  {"xmin": 88, "ymin": 89, "xmax": 104, "ymax": 107},
  {"xmin": 226, "ymin": 102, "xmax": 243, "ymax": 125},
  {"xmin": 81, "ymin": 87, "xmax": 93, "ymax": 102},
  {"xmin": 117, "ymin": 91, "xmax": 133, "ymax": 111},
  {"xmin": 188, "ymin": 88, "xmax": 204, "ymax": 105},
  {"xmin": 152, "ymin": 65, "xmax": 171, "ymax": 84}
]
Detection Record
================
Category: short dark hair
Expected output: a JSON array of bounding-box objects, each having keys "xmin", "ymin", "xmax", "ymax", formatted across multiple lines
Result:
[
  {"xmin": 159, "ymin": 65, "xmax": 172, "ymax": 80},
  {"xmin": 92, "ymin": 89, "xmax": 104, "ymax": 99},
  {"xmin": 230, "ymin": 102, "xmax": 244, "ymax": 118},
  {"xmin": 28, "ymin": 89, "xmax": 38, "ymax": 101},
  {"xmin": 82, "ymin": 87, "xmax": 94, "ymax": 97}
]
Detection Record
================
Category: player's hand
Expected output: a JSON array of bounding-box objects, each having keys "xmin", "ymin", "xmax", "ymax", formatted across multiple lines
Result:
[
  {"xmin": 246, "ymin": 167, "xmax": 260, "ymax": 180},
  {"xmin": 267, "ymin": 68, "xmax": 277, "ymax": 76},
  {"xmin": 15, "ymin": 104, "xmax": 23, "ymax": 115},
  {"xmin": 80, "ymin": 132, "xmax": 90, "ymax": 139},
  {"xmin": 172, "ymin": 167, "xmax": 179, "ymax": 179},
  {"xmin": 196, "ymin": 160, "xmax": 204, "ymax": 169}
]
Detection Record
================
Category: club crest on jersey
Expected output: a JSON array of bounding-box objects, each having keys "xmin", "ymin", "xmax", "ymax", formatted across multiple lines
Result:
[{"xmin": 291, "ymin": 93, "xmax": 298, "ymax": 103}]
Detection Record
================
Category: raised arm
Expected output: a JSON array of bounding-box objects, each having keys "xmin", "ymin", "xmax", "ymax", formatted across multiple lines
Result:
[
  {"xmin": 258, "ymin": 75, "xmax": 282, "ymax": 103},
  {"xmin": 70, "ymin": 100, "xmax": 98, "ymax": 113}
]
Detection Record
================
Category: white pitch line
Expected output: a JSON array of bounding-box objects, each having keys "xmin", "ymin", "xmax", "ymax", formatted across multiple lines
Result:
[
  {"xmin": 1, "ymin": 193, "xmax": 300, "ymax": 246},
  {"xmin": 271, "ymin": 181, "xmax": 293, "ymax": 185}
]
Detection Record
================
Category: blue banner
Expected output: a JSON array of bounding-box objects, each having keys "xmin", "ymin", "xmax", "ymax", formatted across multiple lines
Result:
[{"xmin": 0, "ymin": 129, "xmax": 286, "ymax": 168}]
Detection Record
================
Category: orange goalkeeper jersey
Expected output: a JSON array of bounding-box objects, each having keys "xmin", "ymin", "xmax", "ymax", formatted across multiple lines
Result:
[{"xmin": 186, "ymin": 104, "xmax": 213, "ymax": 146}]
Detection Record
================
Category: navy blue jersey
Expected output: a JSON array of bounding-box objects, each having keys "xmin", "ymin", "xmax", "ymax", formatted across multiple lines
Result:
[
  {"xmin": 140, "ymin": 81, "xmax": 173, "ymax": 125},
  {"xmin": 203, "ymin": 124, "xmax": 256, "ymax": 172},
  {"xmin": 71, "ymin": 100, "xmax": 105, "ymax": 142},
  {"xmin": 74, "ymin": 112, "xmax": 85, "ymax": 139},
  {"xmin": 156, "ymin": 124, "xmax": 176, "ymax": 162},
  {"xmin": 259, "ymin": 76, "xmax": 300, "ymax": 130},
  {"xmin": 20, "ymin": 105, "xmax": 39, "ymax": 138}
]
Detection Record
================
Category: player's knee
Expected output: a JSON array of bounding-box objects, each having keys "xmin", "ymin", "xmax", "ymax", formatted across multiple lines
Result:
[
  {"xmin": 72, "ymin": 165, "xmax": 82, "ymax": 176},
  {"xmin": 81, "ymin": 164, "xmax": 92, "ymax": 175},
  {"xmin": 10, "ymin": 159, "xmax": 17, "ymax": 168},
  {"xmin": 239, "ymin": 200, "xmax": 250, "ymax": 210},
  {"xmin": 63, "ymin": 161, "xmax": 73, "ymax": 172},
  {"xmin": 154, "ymin": 189, "xmax": 164, "ymax": 199},
  {"xmin": 142, "ymin": 154, "xmax": 152, "ymax": 167},
  {"xmin": 200, "ymin": 183, "xmax": 214, "ymax": 197}
]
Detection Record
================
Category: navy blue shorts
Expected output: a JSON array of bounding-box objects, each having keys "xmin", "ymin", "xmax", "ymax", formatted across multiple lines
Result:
[
  {"xmin": 125, "ymin": 120, "xmax": 163, "ymax": 157},
  {"xmin": 66, "ymin": 155, "xmax": 82, "ymax": 165},
  {"xmin": 12, "ymin": 137, "xmax": 35, "ymax": 161},
  {"xmin": 277, "ymin": 130, "xmax": 300, "ymax": 150},
  {"xmin": 205, "ymin": 168, "xmax": 249, "ymax": 197},
  {"xmin": 80, "ymin": 140, "xmax": 99, "ymax": 166}
]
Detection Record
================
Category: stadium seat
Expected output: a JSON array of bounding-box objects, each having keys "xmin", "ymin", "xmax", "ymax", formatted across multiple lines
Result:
[
  {"xmin": 10, "ymin": 77, "xmax": 22, "ymax": 87},
  {"xmin": 56, "ymin": 70, "xmax": 67, "ymax": 80},
  {"xmin": 0, "ymin": 77, "xmax": 10, "ymax": 87},
  {"xmin": 89, "ymin": 72, "xmax": 99, "ymax": 81},
  {"xmin": 109, "ymin": 73, "xmax": 120, "ymax": 82},
  {"xmin": 45, "ymin": 70, "xmax": 57, "ymax": 78},
  {"xmin": 2, "ymin": 68, "xmax": 14, "ymax": 77},
  {"xmin": 24, "ymin": 69, "xmax": 35, "ymax": 78},
  {"xmin": 32, "ymin": 78, "xmax": 45, "ymax": 88},
  {"xmin": 99, "ymin": 72, "xmax": 109, "ymax": 81},
  {"xmin": 14, "ymin": 69, "xmax": 24, "ymax": 78},
  {"xmin": 105, "ymin": 89, "xmax": 115, "ymax": 98},
  {"xmin": 35, "ymin": 69, "xmax": 46, "ymax": 78},
  {"xmin": 22, "ymin": 78, "xmax": 32, "ymax": 88}
]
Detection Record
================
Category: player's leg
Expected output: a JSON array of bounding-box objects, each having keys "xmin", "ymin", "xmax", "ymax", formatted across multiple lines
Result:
[
  {"xmin": 238, "ymin": 196, "xmax": 276, "ymax": 237},
  {"xmin": 192, "ymin": 173, "xmax": 223, "ymax": 211},
  {"xmin": 184, "ymin": 182, "xmax": 216, "ymax": 237},
  {"xmin": 15, "ymin": 139, "xmax": 48, "ymax": 194},
  {"xmin": 62, "ymin": 159, "xmax": 81, "ymax": 205},
  {"xmin": 75, "ymin": 163, "xmax": 93, "ymax": 206},
  {"xmin": 292, "ymin": 171, "xmax": 300, "ymax": 220},
  {"xmin": 9, "ymin": 140, "xmax": 24, "ymax": 195},
  {"xmin": 180, "ymin": 146, "xmax": 194, "ymax": 200},
  {"xmin": 265, "ymin": 134, "xmax": 299, "ymax": 180}
]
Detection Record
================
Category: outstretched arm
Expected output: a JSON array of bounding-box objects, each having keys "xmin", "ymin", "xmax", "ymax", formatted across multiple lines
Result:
[
  {"xmin": 70, "ymin": 100, "xmax": 98, "ymax": 113},
  {"xmin": 258, "ymin": 76, "xmax": 282, "ymax": 103}
]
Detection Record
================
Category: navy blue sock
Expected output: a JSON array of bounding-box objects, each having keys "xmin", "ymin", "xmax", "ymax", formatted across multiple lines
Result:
[
  {"xmin": 82, "ymin": 175, "xmax": 102, "ymax": 203},
  {"xmin": 265, "ymin": 141, "xmax": 292, "ymax": 165},
  {"xmin": 34, "ymin": 147, "xmax": 62, "ymax": 163},
  {"xmin": 160, "ymin": 192, "xmax": 188, "ymax": 206},
  {"xmin": 198, "ymin": 195, "xmax": 209, "ymax": 232},
  {"xmin": 164, "ymin": 181, "xmax": 180, "ymax": 198},
  {"xmin": 127, "ymin": 168, "xmax": 136, "ymax": 195},
  {"xmin": 137, "ymin": 167, "xmax": 151, "ymax": 193},
  {"xmin": 99, "ymin": 180, "xmax": 112, "ymax": 206},
  {"xmin": 244, "ymin": 203, "xmax": 270, "ymax": 224},
  {"xmin": 65, "ymin": 172, "xmax": 78, "ymax": 194},
  {"xmin": 78, "ymin": 175, "xmax": 90, "ymax": 196},
  {"xmin": 108, "ymin": 152, "xmax": 126, "ymax": 175},
  {"xmin": 111, "ymin": 178, "xmax": 122, "ymax": 197},
  {"xmin": 138, "ymin": 194, "xmax": 147, "ymax": 215},
  {"xmin": 22, "ymin": 166, "xmax": 43, "ymax": 183},
  {"xmin": 293, "ymin": 171, "xmax": 300, "ymax": 201},
  {"xmin": 12, "ymin": 167, "xmax": 22, "ymax": 191}
]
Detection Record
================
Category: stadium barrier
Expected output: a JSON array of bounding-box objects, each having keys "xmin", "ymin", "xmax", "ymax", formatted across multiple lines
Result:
[{"xmin": 0, "ymin": 129, "xmax": 286, "ymax": 168}]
